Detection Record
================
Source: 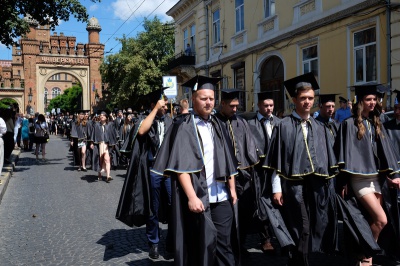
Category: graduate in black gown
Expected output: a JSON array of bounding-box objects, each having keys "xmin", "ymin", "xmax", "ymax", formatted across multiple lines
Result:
[
  {"xmin": 265, "ymin": 73, "xmax": 339, "ymax": 266},
  {"xmin": 151, "ymin": 75, "xmax": 239, "ymax": 266},
  {"xmin": 384, "ymin": 90, "xmax": 400, "ymax": 158},
  {"xmin": 245, "ymin": 91, "xmax": 294, "ymax": 253},
  {"xmin": 116, "ymin": 88, "xmax": 173, "ymax": 260},
  {"xmin": 215, "ymin": 89, "xmax": 261, "ymax": 257},
  {"xmin": 335, "ymin": 84, "xmax": 400, "ymax": 266},
  {"xmin": 315, "ymin": 94, "xmax": 340, "ymax": 145},
  {"xmin": 90, "ymin": 110, "xmax": 118, "ymax": 182},
  {"xmin": 70, "ymin": 110, "xmax": 90, "ymax": 171}
]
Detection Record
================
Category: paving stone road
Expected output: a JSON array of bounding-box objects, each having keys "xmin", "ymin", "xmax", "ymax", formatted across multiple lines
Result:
[{"xmin": 0, "ymin": 134, "xmax": 388, "ymax": 266}]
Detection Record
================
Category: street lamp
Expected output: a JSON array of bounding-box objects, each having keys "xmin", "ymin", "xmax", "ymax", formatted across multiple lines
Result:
[{"xmin": 28, "ymin": 87, "xmax": 33, "ymax": 103}]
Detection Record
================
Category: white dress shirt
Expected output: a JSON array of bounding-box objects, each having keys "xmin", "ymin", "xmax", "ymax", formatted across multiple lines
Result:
[
  {"xmin": 195, "ymin": 117, "xmax": 228, "ymax": 203},
  {"xmin": 257, "ymin": 112, "xmax": 274, "ymax": 138}
]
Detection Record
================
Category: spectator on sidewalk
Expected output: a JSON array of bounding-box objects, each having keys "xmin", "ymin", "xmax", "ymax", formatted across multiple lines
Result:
[
  {"xmin": 21, "ymin": 114, "xmax": 30, "ymax": 151},
  {"xmin": 28, "ymin": 117, "xmax": 35, "ymax": 151},
  {"xmin": 14, "ymin": 113, "xmax": 23, "ymax": 149},
  {"xmin": 2, "ymin": 108, "xmax": 14, "ymax": 164},
  {"xmin": 34, "ymin": 114, "xmax": 49, "ymax": 162}
]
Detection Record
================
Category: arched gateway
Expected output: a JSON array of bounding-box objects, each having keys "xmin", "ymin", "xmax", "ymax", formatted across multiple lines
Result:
[{"xmin": 0, "ymin": 16, "xmax": 104, "ymax": 114}]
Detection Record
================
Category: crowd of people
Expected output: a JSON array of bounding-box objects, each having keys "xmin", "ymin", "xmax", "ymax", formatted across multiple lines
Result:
[{"xmin": 114, "ymin": 73, "xmax": 400, "ymax": 266}]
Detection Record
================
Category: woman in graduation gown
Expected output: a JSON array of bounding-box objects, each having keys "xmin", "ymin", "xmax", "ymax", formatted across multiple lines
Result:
[
  {"xmin": 90, "ymin": 110, "xmax": 118, "ymax": 182},
  {"xmin": 334, "ymin": 84, "xmax": 400, "ymax": 265},
  {"xmin": 118, "ymin": 114, "xmax": 133, "ymax": 167},
  {"xmin": 70, "ymin": 110, "xmax": 90, "ymax": 171}
]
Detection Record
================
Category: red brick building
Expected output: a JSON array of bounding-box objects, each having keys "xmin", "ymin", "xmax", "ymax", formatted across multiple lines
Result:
[{"xmin": 0, "ymin": 15, "xmax": 104, "ymax": 114}]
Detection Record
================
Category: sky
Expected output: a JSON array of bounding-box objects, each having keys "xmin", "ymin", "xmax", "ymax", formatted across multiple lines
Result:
[{"xmin": 0, "ymin": 0, "xmax": 178, "ymax": 60}]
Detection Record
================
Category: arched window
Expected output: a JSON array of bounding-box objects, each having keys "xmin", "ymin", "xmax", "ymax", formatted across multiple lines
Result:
[{"xmin": 52, "ymin": 87, "xmax": 61, "ymax": 99}]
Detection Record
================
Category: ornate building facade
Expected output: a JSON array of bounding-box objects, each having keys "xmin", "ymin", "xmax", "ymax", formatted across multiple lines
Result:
[
  {"xmin": 167, "ymin": 0, "xmax": 400, "ymax": 113},
  {"xmin": 0, "ymin": 16, "xmax": 105, "ymax": 114}
]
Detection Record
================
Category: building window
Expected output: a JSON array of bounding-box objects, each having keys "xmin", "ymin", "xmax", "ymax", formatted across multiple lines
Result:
[
  {"xmin": 233, "ymin": 63, "xmax": 246, "ymax": 111},
  {"xmin": 183, "ymin": 28, "xmax": 189, "ymax": 53},
  {"xmin": 354, "ymin": 27, "xmax": 376, "ymax": 83},
  {"xmin": 51, "ymin": 74, "xmax": 61, "ymax": 81},
  {"xmin": 213, "ymin": 9, "xmax": 221, "ymax": 44},
  {"xmin": 65, "ymin": 74, "xmax": 68, "ymax": 80},
  {"xmin": 302, "ymin": 45, "xmax": 318, "ymax": 77},
  {"xmin": 264, "ymin": 0, "xmax": 275, "ymax": 17},
  {"xmin": 235, "ymin": 0, "xmax": 244, "ymax": 33},
  {"xmin": 190, "ymin": 24, "xmax": 196, "ymax": 53},
  {"xmin": 52, "ymin": 87, "xmax": 61, "ymax": 99}
]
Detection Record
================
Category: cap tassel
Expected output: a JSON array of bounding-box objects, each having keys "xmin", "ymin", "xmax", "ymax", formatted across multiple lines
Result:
[
  {"xmin": 354, "ymin": 95, "xmax": 357, "ymax": 104},
  {"xmin": 193, "ymin": 82, "xmax": 198, "ymax": 91},
  {"xmin": 395, "ymin": 97, "xmax": 399, "ymax": 105}
]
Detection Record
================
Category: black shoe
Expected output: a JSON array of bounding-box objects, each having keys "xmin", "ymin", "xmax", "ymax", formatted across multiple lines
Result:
[{"xmin": 149, "ymin": 244, "xmax": 159, "ymax": 259}]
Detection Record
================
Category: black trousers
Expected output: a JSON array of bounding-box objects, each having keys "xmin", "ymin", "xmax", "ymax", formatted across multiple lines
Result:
[{"xmin": 210, "ymin": 200, "xmax": 235, "ymax": 266}]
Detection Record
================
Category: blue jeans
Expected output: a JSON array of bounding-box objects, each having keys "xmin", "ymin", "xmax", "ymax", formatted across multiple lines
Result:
[{"xmin": 146, "ymin": 170, "xmax": 172, "ymax": 245}]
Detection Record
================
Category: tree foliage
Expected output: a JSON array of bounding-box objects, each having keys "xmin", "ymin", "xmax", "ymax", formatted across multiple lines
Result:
[
  {"xmin": 0, "ymin": 98, "xmax": 18, "ymax": 109},
  {"xmin": 47, "ymin": 85, "xmax": 82, "ymax": 113},
  {"xmin": 100, "ymin": 17, "xmax": 175, "ymax": 109},
  {"xmin": 0, "ymin": 0, "xmax": 100, "ymax": 47}
]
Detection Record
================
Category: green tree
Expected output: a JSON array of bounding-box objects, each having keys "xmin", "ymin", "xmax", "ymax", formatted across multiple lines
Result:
[
  {"xmin": 0, "ymin": 0, "xmax": 100, "ymax": 47},
  {"xmin": 0, "ymin": 98, "xmax": 18, "ymax": 109},
  {"xmin": 100, "ymin": 17, "xmax": 174, "ymax": 109},
  {"xmin": 47, "ymin": 85, "xmax": 82, "ymax": 112}
]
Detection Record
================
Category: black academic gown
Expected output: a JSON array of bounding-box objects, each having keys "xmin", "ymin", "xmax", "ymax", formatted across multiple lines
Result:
[
  {"xmin": 115, "ymin": 114, "xmax": 173, "ymax": 227},
  {"xmin": 118, "ymin": 124, "xmax": 132, "ymax": 165},
  {"xmin": 335, "ymin": 117, "xmax": 400, "ymax": 259},
  {"xmin": 70, "ymin": 121, "xmax": 89, "ymax": 166},
  {"xmin": 315, "ymin": 115, "xmax": 339, "ymax": 147},
  {"xmin": 151, "ymin": 113, "xmax": 239, "ymax": 266},
  {"xmin": 91, "ymin": 121, "xmax": 119, "ymax": 172},
  {"xmin": 265, "ymin": 114, "xmax": 339, "ymax": 257},
  {"xmin": 238, "ymin": 113, "xmax": 295, "ymax": 248}
]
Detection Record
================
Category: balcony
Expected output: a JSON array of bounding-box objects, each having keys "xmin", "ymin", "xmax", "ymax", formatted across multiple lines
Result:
[{"xmin": 168, "ymin": 52, "xmax": 195, "ymax": 70}]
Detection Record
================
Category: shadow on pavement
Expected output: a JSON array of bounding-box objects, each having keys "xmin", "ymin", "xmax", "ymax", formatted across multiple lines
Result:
[
  {"xmin": 125, "ymin": 259, "xmax": 173, "ymax": 265},
  {"xmin": 80, "ymin": 174, "xmax": 99, "ymax": 183},
  {"xmin": 97, "ymin": 228, "xmax": 152, "ymax": 261}
]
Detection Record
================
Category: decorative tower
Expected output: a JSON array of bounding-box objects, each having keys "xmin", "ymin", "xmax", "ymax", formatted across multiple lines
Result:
[{"xmin": 86, "ymin": 17, "xmax": 105, "ymax": 106}]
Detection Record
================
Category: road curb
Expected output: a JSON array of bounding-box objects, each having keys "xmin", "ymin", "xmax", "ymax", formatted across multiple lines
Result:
[{"xmin": 0, "ymin": 149, "xmax": 21, "ymax": 204}]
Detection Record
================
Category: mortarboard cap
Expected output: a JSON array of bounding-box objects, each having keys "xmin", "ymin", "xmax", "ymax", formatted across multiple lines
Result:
[
  {"xmin": 376, "ymin": 84, "xmax": 390, "ymax": 99},
  {"xmin": 353, "ymin": 82, "xmax": 387, "ymax": 102},
  {"xmin": 77, "ymin": 109, "xmax": 90, "ymax": 114},
  {"xmin": 283, "ymin": 72, "xmax": 320, "ymax": 98},
  {"xmin": 145, "ymin": 87, "xmax": 169, "ymax": 104},
  {"xmin": 182, "ymin": 75, "xmax": 222, "ymax": 92},
  {"xmin": 338, "ymin": 96, "xmax": 347, "ymax": 103},
  {"xmin": 319, "ymin": 94, "xmax": 338, "ymax": 104},
  {"xmin": 221, "ymin": 89, "xmax": 243, "ymax": 100},
  {"xmin": 97, "ymin": 109, "xmax": 110, "ymax": 116},
  {"xmin": 257, "ymin": 90, "xmax": 279, "ymax": 101}
]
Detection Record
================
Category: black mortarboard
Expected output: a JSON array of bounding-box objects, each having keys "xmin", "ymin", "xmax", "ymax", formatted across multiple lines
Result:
[
  {"xmin": 319, "ymin": 94, "xmax": 338, "ymax": 104},
  {"xmin": 221, "ymin": 89, "xmax": 243, "ymax": 100},
  {"xmin": 145, "ymin": 87, "xmax": 169, "ymax": 104},
  {"xmin": 77, "ymin": 109, "xmax": 90, "ymax": 114},
  {"xmin": 338, "ymin": 96, "xmax": 347, "ymax": 103},
  {"xmin": 182, "ymin": 75, "xmax": 222, "ymax": 92},
  {"xmin": 353, "ymin": 82, "xmax": 388, "ymax": 101},
  {"xmin": 376, "ymin": 84, "xmax": 390, "ymax": 99},
  {"xmin": 257, "ymin": 90, "xmax": 279, "ymax": 101},
  {"xmin": 283, "ymin": 72, "xmax": 320, "ymax": 98},
  {"xmin": 97, "ymin": 109, "xmax": 110, "ymax": 116}
]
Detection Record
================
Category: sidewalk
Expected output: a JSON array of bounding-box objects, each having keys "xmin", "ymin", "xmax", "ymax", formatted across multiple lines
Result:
[{"xmin": 0, "ymin": 149, "xmax": 21, "ymax": 204}]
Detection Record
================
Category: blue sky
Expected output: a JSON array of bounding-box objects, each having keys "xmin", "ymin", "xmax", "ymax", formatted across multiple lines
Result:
[{"xmin": 0, "ymin": 0, "xmax": 177, "ymax": 59}]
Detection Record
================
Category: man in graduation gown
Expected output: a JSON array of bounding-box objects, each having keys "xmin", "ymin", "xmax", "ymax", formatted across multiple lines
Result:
[
  {"xmin": 315, "ymin": 94, "xmax": 340, "ymax": 146},
  {"xmin": 116, "ymin": 88, "xmax": 173, "ymax": 260},
  {"xmin": 152, "ymin": 75, "xmax": 239, "ymax": 266},
  {"xmin": 245, "ymin": 91, "xmax": 292, "ymax": 253},
  {"xmin": 215, "ymin": 89, "xmax": 261, "ymax": 256},
  {"xmin": 266, "ymin": 73, "xmax": 338, "ymax": 266}
]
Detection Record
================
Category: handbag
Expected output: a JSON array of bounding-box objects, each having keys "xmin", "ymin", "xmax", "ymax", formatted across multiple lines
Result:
[{"xmin": 36, "ymin": 123, "xmax": 49, "ymax": 140}]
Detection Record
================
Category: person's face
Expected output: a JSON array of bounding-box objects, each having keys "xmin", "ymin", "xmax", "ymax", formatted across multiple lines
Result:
[
  {"xmin": 118, "ymin": 111, "xmax": 123, "ymax": 117},
  {"xmin": 156, "ymin": 100, "xmax": 168, "ymax": 117},
  {"xmin": 362, "ymin": 94, "xmax": 377, "ymax": 113},
  {"xmin": 394, "ymin": 104, "xmax": 400, "ymax": 120},
  {"xmin": 258, "ymin": 99, "xmax": 274, "ymax": 117},
  {"xmin": 319, "ymin": 101, "xmax": 335, "ymax": 118},
  {"xmin": 100, "ymin": 113, "xmax": 107, "ymax": 122},
  {"xmin": 192, "ymin": 89, "xmax": 215, "ymax": 118},
  {"xmin": 221, "ymin": 99, "xmax": 239, "ymax": 118},
  {"xmin": 293, "ymin": 89, "xmax": 315, "ymax": 114},
  {"xmin": 79, "ymin": 113, "xmax": 84, "ymax": 120},
  {"xmin": 340, "ymin": 101, "xmax": 347, "ymax": 108},
  {"xmin": 85, "ymin": 113, "xmax": 89, "ymax": 119}
]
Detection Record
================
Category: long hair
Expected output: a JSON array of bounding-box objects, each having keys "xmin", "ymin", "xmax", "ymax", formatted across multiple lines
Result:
[
  {"xmin": 76, "ymin": 114, "xmax": 87, "ymax": 126},
  {"xmin": 353, "ymin": 99, "xmax": 383, "ymax": 140},
  {"xmin": 122, "ymin": 115, "xmax": 131, "ymax": 135}
]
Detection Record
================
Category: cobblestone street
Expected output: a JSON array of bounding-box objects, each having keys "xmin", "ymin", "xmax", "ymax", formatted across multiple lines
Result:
[{"xmin": 0, "ymin": 135, "xmax": 371, "ymax": 266}]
